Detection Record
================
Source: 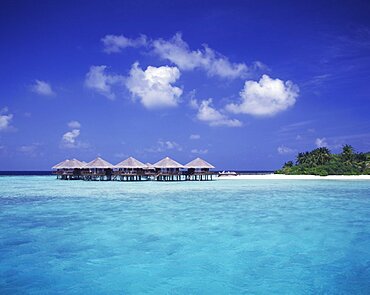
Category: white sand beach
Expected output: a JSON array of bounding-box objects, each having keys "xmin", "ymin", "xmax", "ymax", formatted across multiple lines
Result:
[{"xmin": 218, "ymin": 174, "xmax": 370, "ymax": 180}]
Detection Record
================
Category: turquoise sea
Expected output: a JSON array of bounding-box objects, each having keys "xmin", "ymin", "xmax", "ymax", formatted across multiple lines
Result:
[{"xmin": 1, "ymin": 176, "xmax": 370, "ymax": 294}]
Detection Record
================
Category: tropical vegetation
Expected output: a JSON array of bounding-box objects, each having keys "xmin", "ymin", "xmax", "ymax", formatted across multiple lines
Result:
[{"xmin": 275, "ymin": 145, "xmax": 370, "ymax": 176}]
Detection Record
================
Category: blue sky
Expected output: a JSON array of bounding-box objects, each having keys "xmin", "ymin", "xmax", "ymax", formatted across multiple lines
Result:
[{"xmin": 0, "ymin": 0, "xmax": 370, "ymax": 170}]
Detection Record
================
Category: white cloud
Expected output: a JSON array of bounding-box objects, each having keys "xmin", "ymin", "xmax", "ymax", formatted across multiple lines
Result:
[
  {"xmin": 162, "ymin": 140, "xmax": 182, "ymax": 150},
  {"xmin": 226, "ymin": 75, "xmax": 299, "ymax": 116},
  {"xmin": 146, "ymin": 140, "xmax": 182, "ymax": 153},
  {"xmin": 31, "ymin": 80, "xmax": 55, "ymax": 96},
  {"xmin": 125, "ymin": 62, "xmax": 183, "ymax": 109},
  {"xmin": 101, "ymin": 34, "xmax": 147, "ymax": 53},
  {"xmin": 61, "ymin": 126, "xmax": 88, "ymax": 149},
  {"xmin": 85, "ymin": 65, "xmax": 124, "ymax": 100},
  {"xmin": 100, "ymin": 33, "xmax": 255, "ymax": 79},
  {"xmin": 190, "ymin": 134, "xmax": 200, "ymax": 140},
  {"xmin": 191, "ymin": 148, "xmax": 208, "ymax": 154},
  {"xmin": 62, "ymin": 129, "xmax": 80, "ymax": 145},
  {"xmin": 189, "ymin": 97, "xmax": 199, "ymax": 109},
  {"xmin": 277, "ymin": 145, "xmax": 296, "ymax": 155},
  {"xmin": 252, "ymin": 61, "xmax": 269, "ymax": 71},
  {"xmin": 68, "ymin": 120, "xmax": 81, "ymax": 129},
  {"xmin": 152, "ymin": 33, "xmax": 248, "ymax": 79},
  {"xmin": 0, "ymin": 114, "xmax": 13, "ymax": 131},
  {"xmin": 315, "ymin": 137, "xmax": 328, "ymax": 148},
  {"xmin": 0, "ymin": 107, "xmax": 13, "ymax": 131},
  {"xmin": 196, "ymin": 98, "xmax": 242, "ymax": 127},
  {"xmin": 61, "ymin": 121, "xmax": 84, "ymax": 148}
]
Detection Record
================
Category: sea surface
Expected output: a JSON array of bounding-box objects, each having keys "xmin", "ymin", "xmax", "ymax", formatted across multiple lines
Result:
[{"xmin": 0, "ymin": 176, "xmax": 370, "ymax": 294}]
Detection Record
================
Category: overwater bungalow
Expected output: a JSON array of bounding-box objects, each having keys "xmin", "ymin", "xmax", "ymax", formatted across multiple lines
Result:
[
  {"xmin": 52, "ymin": 159, "xmax": 85, "ymax": 180},
  {"xmin": 143, "ymin": 163, "xmax": 156, "ymax": 178},
  {"xmin": 52, "ymin": 156, "xmax": 216, "ymax": 182},
  {"xmin": 114, "ymin": 157, "xmax": 147, "ymax": 181},
  {"xmin": 153, "ymin": 157, "xmax": 184, "ymax": 181},
  {"xmin": 145, "ymin": 162, "xmax": 156, "ymax": 171},
  {"xmin": 82, "ymin": 157, "xmax": 114, "ymax": 181},
  {"xmin": 184, "ymin": 157, "xmax": 216, "ymax": 181},
  {"xmin": 52, "ymin": 159, "xmax": 67, "ymax": 169},
  {"xmin": 52, "ymin": 159, "xmax": 69, "ymax": 179}
]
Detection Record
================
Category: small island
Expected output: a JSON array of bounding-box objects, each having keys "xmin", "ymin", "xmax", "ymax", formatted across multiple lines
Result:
[{"xmin": 276, "ymin": 145, "xmax": 370, "ymax": 176}]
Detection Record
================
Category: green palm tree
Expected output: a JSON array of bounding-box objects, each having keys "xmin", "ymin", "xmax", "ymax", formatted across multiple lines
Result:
[
  {"xmin": 315, "ymin": 147, "xmax": 331, "ymax": 165},
  {"xmin": 296, "ymin": 152, "xmax": 305, "ymax": 165},
  {"xmin": 283, "ymin": 161, "xmax": 294, "ymax": 168},
  {"xmin": 341, "ymin": 144, "xmax": 354, "ymax": 164}
]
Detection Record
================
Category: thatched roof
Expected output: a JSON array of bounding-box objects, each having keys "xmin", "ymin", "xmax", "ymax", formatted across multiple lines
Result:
[
  {"xmin": 145, "ymin": 162, "xmax": 156, "ymax": 170},
  {"xmin": 72, "ymin": 158, "xmax": 86, "ymax": 168},
  {"xmin": 115, "ymin": 156, "xmax": 146, "ymax": 169},
  {"xmin": 184, "ymin": 157, "xmax": 215, "ymax": 169},
  {"xmin": 53, "ymin": 159, "xmax": 86, "ymax": 169},
  {"xmin": 84, "ymin": 157, "xmax": 113, "ymax": 169},
  {"xmin": 153, "ymin": 157, "xmax": 184, "ymax": 168},
  {"xmin": 52, "ymin": 159, "xmax": 69, "ymax": 169}
]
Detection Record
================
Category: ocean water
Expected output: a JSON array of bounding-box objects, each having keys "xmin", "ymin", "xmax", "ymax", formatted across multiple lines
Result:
[{"xmin": 0, "ymin": 176, "xmax": 370, "ymax": 294}]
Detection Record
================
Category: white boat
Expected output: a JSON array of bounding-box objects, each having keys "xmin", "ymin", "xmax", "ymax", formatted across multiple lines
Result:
[{"xmin": 218, "ymin": 171, "xmax": 238, "ymax": 176}]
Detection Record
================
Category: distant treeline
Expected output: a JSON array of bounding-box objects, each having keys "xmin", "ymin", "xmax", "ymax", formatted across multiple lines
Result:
[{"xmin": 275, "ymin": 145, "xmax": 370, "ymax": 176}]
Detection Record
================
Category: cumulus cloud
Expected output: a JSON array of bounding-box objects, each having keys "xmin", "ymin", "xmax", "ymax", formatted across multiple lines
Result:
[
  {"xmin": 85, "ymin": 65, "xmax": 124, "ymax": 100},
  {"xmin": 226, "ymin": 75, "xmax": 299, "ymax": 116},
  {"xmin": 61, "ymin": 120, "xmax": 87, "ymax": 149},
  {"xmin": 152, "ymin": 33, "xmax": 248, "ymax": 79},
  {"xmin": 190, "ymin": 134, "xmax": 200, "ymax": 140},
  {"xmin": 68, "ymin": 120, "xmax": 81, "ymax": 129},
  {"xmin": 0, "ymin": 107, "xmax": 13, "ymax": 131},
  {"xmin": 31, "ymin": 80, "xmax": 55, "ymax": 96},
  {"xmin": 101, "ymin": 34, "xmax": 147, "ymax": 53},
  {"xmin": 125, "ymin": 62, "xmax": 183, "ymax": 109},
  {"xmin": 191, "ymin": 148, "xmax": 208, "ymax": 154},
  {"xmin": 315, "ymin": 137, "xmax": 328, "ymax": 148},
  {"xmin": 277, "ymin": 145, "xmax": 296, "ymax": 155},
  {"xmin": 195, "ymin": 98, "xmax": 242, "ymax": 127},
  {"xmin": 85, "ymin": 63, "xmax": 183, "ymax": 108},
  {"xmin": 62, "ymin": 129, "xmax": 80, "ymax": 146}
]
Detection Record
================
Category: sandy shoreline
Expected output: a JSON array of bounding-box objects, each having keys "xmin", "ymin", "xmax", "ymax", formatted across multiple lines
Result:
[{"xmin": 218, "ymin": 174, "xmax": 370, "ymax": 180}]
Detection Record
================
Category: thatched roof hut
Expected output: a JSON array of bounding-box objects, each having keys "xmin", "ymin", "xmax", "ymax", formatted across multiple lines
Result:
[
  {"xmin": 63, "ymin": 159, "xmax": 86, "ymax": 169},
  {"xmin": 71, "ymin": 159, "xmax": 86, "ymax": 168},
  {"xmin": 52, "ymin": 159, "xmax": 86, "ymax": 169},
  {"xmin": 52, "ymin": 159, "xmax": 69, "ymax": 169},
  {"xmin": 73, "ymin": 159, "xmax": 87, "ymax": 166},
  {"xmin": 115, "ymin": 157, "xmax": 146, "ymax": 169},
  {"xmin": 153, "ymin": 157, "xmax": 184, "ymax": 169},
  {"xmin": 184, "ymin": 157, "xmax": 215, "ymax": 169},
  {"xmin": 84, "ymin": 157, "xmax": 113, "ymax": 169}
]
